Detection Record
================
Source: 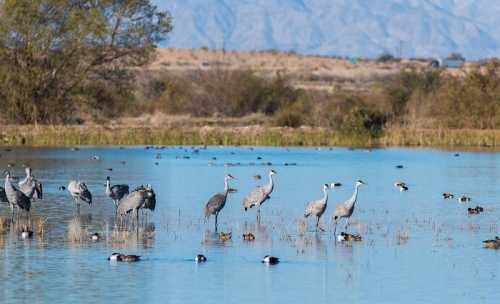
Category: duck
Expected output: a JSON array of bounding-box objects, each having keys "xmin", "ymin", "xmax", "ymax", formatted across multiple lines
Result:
[
  {"xmin": 107, "ymin": 253, "xmax": 141, "ymax": 262},
  {"xmin": 195, "ymin": 254, "xmax": 207, "ymax": 263},
  {"xmin": 219, "ymin": 232, "xmax": 232, "ymax": 241},
  {"xmin": 394, "ymin": 182, "xmax": 408, "ymax": 192},
  {"xmin": 483, "ymin": 237, "xmax": 500, "ymax": 249},
  {"xmin": 90, "ymin": 232, "xmax": 100, "ymax": 241},
  {"xmin": 442, "ymin": 192, "xmax": 454, "ymax": 199},
  {"xmin": 253, "ymin": 175, "xmax": 262, "ymax": 180},
  {"xmin": 21, "ymin": 229, "xmax": 33, "ymax": 239},
  {"xmin": 337, "ymin": 232, "xmax": 362, "ymax": 242},
  {"xmin": 395, "ymin": 165, "xmax": 404, "ymax": 169},
  {"xmin": 262, "ymin": 255, "xmax": 279, "ymax": 265},
  {"xmin": 458, "ymin": 195, "xmax": 471, "ymax": 203},
  {"xmin": 243, "ymin": 232, "xmax": 255, "ymax": 241},
  {"xmin": 467, "ymin": 206, "xmax": 484, "ymax": 215}
]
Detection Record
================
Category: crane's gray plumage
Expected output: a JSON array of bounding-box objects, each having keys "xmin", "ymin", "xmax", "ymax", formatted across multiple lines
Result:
[
  {"xmin": 243, "ymin": 170, "xmax": 276, "ymax": 220},
  {"xmin": 204, "ymin": 174, "xmax": 235, "ymax": 231},
  {"xmin": 132, "ymin": 184, "xmax": 156, "ymax": 211},
  {"xmin": 304, "ymin": 183, "xmax": 339, "ymax": 231},
  {"xmin": 19, "ymin": 167, "xmax": 43, "ymax": 200},
  {"xmin": 68, "ymin": 180, "xmax": 92, "ymax": 212},
  {"xmin": 332, "ymin": 180, "xmax": 366, "ymax": 235},
  {"xmin": 117, "ymin": 185, "xmax": 156, "ymax": 223},
  {"xmin": 4, "ymin": 170, "xmax": 31, "ymax": 214},
  {"xmin": 0, "ymin": 186, "xmax": 7, "ymax": 203},
  {"xmin": 105, "ymin": 176, "xmax": 129, "ymax": 209}
]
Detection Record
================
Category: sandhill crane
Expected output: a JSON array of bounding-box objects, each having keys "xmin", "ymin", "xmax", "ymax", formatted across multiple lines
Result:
[
  {"xmin": 105, "ymin": 176, "xmax": 129, "ymax": 210},
  {"xmin": 243, "ymin": 169, "xmax": 276, "ymax": 221},
  {"xmin": 304, "ymin": 183, "xmax": 339, "ymax": 232},
  {"xmin": 332, "ymin": 180, "xmax": 366, "ymax": 235},
  {"xmin": 132, "ymin": 184, "xmax": 156, "ymax": 212},
  {"xmin": 67, "ymin": 181, "xmax": 92, "ymax": 213},
  {"xmin": 3, "ymin": 170, "xmax": 31, "ymax": 217},
  {"xmin": 204, "ymin": 174, "xmax": 235, "ymax": 231},
  {"xmin": 117, "ymin": 185, "xmax": 155, "ymax": 224},
  {"xmin": 19, "ymin": 167, "xmax": 43, "ymax": 199}
]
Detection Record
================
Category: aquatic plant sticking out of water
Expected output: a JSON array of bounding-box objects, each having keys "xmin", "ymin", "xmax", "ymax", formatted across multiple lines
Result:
[{"xmin": 68, "ymin": 217, "xmax": 89, "ymax": 243}]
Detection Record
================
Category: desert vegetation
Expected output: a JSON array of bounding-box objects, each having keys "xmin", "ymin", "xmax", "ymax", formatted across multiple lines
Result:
[{"xmin": 0, "ymin": 2, "xmax": 499, "ymax": 147}]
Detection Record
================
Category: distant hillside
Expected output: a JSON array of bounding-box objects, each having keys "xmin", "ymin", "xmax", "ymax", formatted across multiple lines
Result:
[{"xmin": 155, "ymin": 0, "xmax": 500, "ymax": 59}]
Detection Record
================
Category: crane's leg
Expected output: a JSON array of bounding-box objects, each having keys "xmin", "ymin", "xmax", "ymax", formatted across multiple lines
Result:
[
  {"xmin": 333, "ymin": 219, "xmax": 338, "ymax": 236},
  {"xmin": 317, "ymin": 216, "xmax": 325, "ymax": 232},
  {"xmin": 215, "ymin": 213, "xmax": 218, "ymax": 232},
  {"xmin": 76, "ymin": 203, "xmax": 80, "ymax": 215},
  {"xmin": 10, "ymin": 203, "xmax": 14, "ymax": 222},
  {"xmin": 345, "ymin": 218, "xmax": 350, "ymax": 231},
  {"xmin": 136, "ymin": 209, "xmax": 139, "ymax": 227},
  {"xmin": 257, "ymin": 207, "xmax": 261, "ymax": 223}
]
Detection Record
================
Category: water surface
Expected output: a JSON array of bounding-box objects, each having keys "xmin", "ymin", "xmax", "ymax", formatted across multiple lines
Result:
[{"xmin": 0, "ymin": 146, "xmax": 499, "ymax": 303}]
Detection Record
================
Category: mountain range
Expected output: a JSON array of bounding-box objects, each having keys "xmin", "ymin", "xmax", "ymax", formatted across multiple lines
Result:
[{"xmin": 155, "ymin": 0, "xmax": 500, "ymax": 59}]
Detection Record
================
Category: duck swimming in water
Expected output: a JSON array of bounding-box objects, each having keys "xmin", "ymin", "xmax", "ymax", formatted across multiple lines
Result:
[
  {"xmin": 90, "ymin": 232, "xmax": 100, "ymax": 241},
  {"xmin": 262, "ymin": 255, "xmax": 279, "ymax": 265},
  {"xmin": 483, "ymin": 237, "xmax": 500, "ymax": 249},
  {"xmin": 195, "ymin": 254, "xmax": 207, "ymax": 263},
  {"xmin": 243, "ymin": 232, "xmax": 255, "ymax": 241},
  {"xmin": 337, "ymin": 232, "xmax": 362, "ymax": 242},
  {"xmin": 107, "ymin": 253, "xmax": 141, "ymax": 262},
  {"xmin": 219, "ymin": 232, "xmax": 232, "ymax": 241}
]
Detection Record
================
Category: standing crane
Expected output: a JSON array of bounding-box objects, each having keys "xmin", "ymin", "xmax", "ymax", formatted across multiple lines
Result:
[
  {"xmin": 19, "ymin": 167, "xmax": 43, "ymax": 200},
  {"xmin": 304, "ymin": 183, "xmax": 340, "ymax": 231},
  {"xmin": 67, "ymin": 180, "xmax": 93, "ymax": 213},
  {"xmin": 105, "ymin": 176, "xmax": 129, "ymax": 210},
  {"xmin": 332, "ymin": 180, "xmax": 366, "ymax": 235},
  {"xmin": 204, "ymin": 174, "xmax": 236, "ymax": 231},
  {"xmin": 3, "ymin": 170, "xmax": 31, "ymax": 218},
  {"xmin": 243, "ymin": 169, "xmax": 276, "ymax": 222},
  {"xmin": 117, "ymin": 185, "xmax": 156, "ymax": 225}
]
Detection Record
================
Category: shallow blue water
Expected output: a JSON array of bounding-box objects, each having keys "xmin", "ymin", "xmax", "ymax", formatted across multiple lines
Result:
[{"xmin": 0, "ymin": 146, "xmax": 499, "ymax": 303}]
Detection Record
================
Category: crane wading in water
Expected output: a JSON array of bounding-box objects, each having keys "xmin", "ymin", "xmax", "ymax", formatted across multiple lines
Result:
[
  {"xmin": 304, "ymin": 182, "xmax": 340, "ymax": 232},
  {"xmin": 3, "ymin": 170, "xmax": 31, "ymax": 219},
  {"xmin": 105, "ymin": 176, "xmax": 129, "ymax": 210},
  {"xmin": 332, "ymin": 180, "xmax": 366, "ymax": 235},
  {"xmin": 204, "ymin": 174, "xmax": 236, "ymax": 231},
  {"xmin": 18, "ymin": 167, "xmax": 43, "ymax": 200},
  {"xmin": 117, "ymin": 185, "xmax": 156, "ymax": 225},
  {"xmin": 67, "ymin": 181, "xmax": 93, "ymax": 213},
  {"xmin": 243, "ymin": 169, "xmax": 276, "ymax": 222}
]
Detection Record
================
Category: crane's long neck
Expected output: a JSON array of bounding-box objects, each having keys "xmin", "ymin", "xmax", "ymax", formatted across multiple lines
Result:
[
  {"xmin": 105, "ymin": 179, "xmax": 111, "ymax": 195},
  {"xmin": 223, "ymin": 178, "xmax": 229, "ymax": 193},
  {"xmin": 4, "ymin": 174, "xmax": 13, "ymax": 191},
  {"xmin": 347, "ymin": 184, "xmax": 360, "ymax": 209},
  {"xmin": 323, "ymin": 187, "xmax": 328, "ymax": 205},
  {"xmin": 268, "ymin": 173, "xmax": 274, "ymax": 190}
]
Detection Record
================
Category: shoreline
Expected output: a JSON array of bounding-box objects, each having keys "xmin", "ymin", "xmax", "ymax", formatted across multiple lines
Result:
[{"xmin": 1, "ymin": 125, "xmax": 499, "ymax": 148}]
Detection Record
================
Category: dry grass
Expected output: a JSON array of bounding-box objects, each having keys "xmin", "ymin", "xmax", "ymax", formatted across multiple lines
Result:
[
  {"xmin": 1, "ymin": 124, "xmax": 500, "ymax": 147},
  {"xmin": 68, "ymin": 217, "xmax": 88, "ymax": 243}
]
